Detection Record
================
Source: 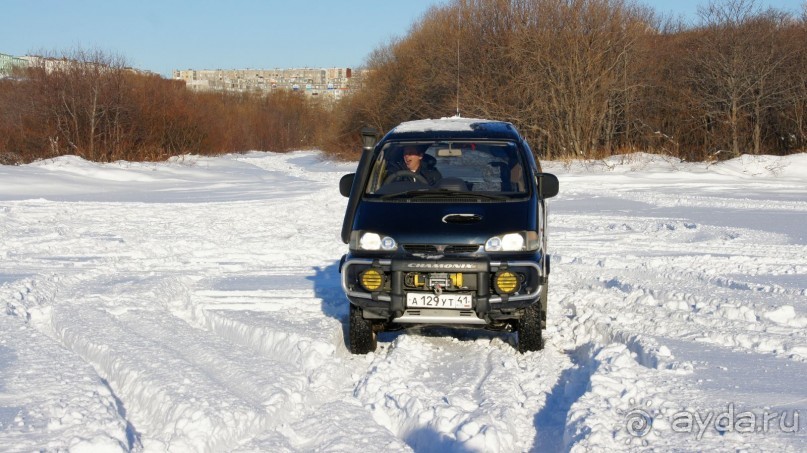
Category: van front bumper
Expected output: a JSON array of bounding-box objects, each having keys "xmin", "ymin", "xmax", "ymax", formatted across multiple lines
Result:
[{"xmin": 340, "ymin": 256, "xmax": 546, "ymax": 325}]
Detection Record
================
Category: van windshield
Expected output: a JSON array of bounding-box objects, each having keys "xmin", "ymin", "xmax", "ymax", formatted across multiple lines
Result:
[{"xmin": 364, "ymin": 141, "xmax": 529, "ymax": 199}]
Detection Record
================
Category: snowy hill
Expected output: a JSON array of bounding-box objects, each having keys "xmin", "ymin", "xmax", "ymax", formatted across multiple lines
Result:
[{"xmin": 1, "ymin": 151, "xmax": 806, "ymax": 452}]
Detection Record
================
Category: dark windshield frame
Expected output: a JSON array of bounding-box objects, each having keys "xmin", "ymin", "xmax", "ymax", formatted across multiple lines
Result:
[{"xmin": 363, "ymin": 139, "xmax": 532, "ymax": 201}]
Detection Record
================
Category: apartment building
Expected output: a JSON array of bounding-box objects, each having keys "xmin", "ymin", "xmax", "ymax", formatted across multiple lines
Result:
[
  {"xmin": 173, "ymin": 67, "xmax": 354, "ymax": 100},
  {"xmin": 3, "ymin": 50, "xmax": 352, "ymax": 101},
  {"xmin": 0, "ymin": 52, "xmax": 28, "ymax": 76}
]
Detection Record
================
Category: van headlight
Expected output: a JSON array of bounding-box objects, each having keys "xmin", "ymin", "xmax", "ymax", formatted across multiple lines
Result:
[
  {"xmin": 350, "ymin": 231, "xmax": 398, "ymax": 251},
  {"xmin": 485, "ymin": 232, "xmax": 540, "ymax": 252}
]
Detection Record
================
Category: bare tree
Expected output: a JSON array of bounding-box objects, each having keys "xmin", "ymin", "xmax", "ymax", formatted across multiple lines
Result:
[
  {"xmin": 687, "ymin": 0, "xmax": 796, "ymax": 156},
  {"xmin": 323, "ymin": 0, "xmax": 807, "ymax": 159},
  {"xmin": 783, "ymin": 11, "xmax": 807, "ymax": 151},
  {"xmin": 509, "ymin": 0, "xmax": 650, "ymax": 158}
]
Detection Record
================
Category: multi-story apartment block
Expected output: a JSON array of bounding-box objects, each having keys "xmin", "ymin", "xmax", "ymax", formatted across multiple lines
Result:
[
  {"xmin": 3, "ymin": 52, "xmax": 158, "ymax": 76},
  {"xmin": 4, "ymin": 50, "xmax": 350, "ymax": 100},
  {"xmin": 173, "ymin": 67, "xmax": 354, "ymax": 101},
  {"xmin": 0, "ymin": 52, "xmax": 28, "ymax": 76}
]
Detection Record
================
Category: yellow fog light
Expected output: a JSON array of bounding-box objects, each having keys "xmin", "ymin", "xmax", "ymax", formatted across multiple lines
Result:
[
  {"xmin": 494, "ymin": 271, "xmax": 519, "ymax": 295},
  {"xmin": 360, "ymin": 269, "xmax": 383, "ymax": 291}
]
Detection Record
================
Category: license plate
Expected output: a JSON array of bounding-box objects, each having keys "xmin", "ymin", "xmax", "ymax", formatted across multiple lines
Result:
[{"xmin": 406, "ymin": 292, "xmax": 473, "ymax": 309}]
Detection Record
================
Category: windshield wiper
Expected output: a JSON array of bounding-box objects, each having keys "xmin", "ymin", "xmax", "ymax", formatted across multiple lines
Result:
[
  {"xmin": 379, "ymin": 189, "xmax": 508, "ymax": 201},
  {"xmin": 378, "ymin": 189, "xmax": 427, "ymax": 200}
]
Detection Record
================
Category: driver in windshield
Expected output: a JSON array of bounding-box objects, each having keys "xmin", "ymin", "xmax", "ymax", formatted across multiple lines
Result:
[{"xmin": 387, "ymin": 145, "xmax": 442, "ymax": 185}]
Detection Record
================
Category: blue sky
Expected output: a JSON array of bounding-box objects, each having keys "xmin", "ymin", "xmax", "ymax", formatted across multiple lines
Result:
[{"xmin": 2, "ymin": 0, "xmax": 804, "ymax": 77}]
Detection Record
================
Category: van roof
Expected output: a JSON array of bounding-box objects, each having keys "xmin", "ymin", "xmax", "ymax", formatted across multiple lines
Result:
[{"xmin": 384, "ymin": 117, "xmax": 522, "ymax": 141}]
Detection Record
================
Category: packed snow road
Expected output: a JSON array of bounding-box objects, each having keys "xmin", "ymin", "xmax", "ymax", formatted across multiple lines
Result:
[{"xmin": 1, "ymin": 151, "xmax": 806, "ymax": 452}]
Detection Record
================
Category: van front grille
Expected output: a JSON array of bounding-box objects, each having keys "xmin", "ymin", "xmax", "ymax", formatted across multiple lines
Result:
[
  {"xmin": 403, "ymin": 244, "xmax": 480, "ymax": 254},
  {"xmin": 403, "ymin": 244, "xmax": 436, "ymax": 254},
  {"xmin": 446, "ymin": 245, "xmax": 480, "ymax": 254}
]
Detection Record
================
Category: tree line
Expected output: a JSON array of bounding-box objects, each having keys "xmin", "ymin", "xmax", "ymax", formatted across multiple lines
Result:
[
  {"xmin": 328, "ymin": 0, "xmax": 807, "ymax": 161},
  {"xmin": 1, "ymin": 0, "xmax": 805, "ymax": 165},
  {"xmin": 0, "ymin": 49, "xmax": 328, "ymax": 164}
]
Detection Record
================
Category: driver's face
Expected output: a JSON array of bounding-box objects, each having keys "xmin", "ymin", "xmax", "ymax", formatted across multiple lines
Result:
[{"xmin": 403, "ymin": 148, "xmax": 422, "ymax": 171}]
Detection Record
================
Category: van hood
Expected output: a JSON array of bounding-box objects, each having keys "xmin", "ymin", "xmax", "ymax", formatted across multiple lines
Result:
[{"xmin": 351, "ymin": 200, "xmax": 536, "ymax": 245}]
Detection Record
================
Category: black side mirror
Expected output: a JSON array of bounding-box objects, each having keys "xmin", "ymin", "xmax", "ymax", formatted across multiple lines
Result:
[
  {"xmin": 537, "ymin": 173, "xmax": 559, "ymax": 198},
  {"xmin": 339, "ymin": 173, "xmax": 355, "ymax": 197}
]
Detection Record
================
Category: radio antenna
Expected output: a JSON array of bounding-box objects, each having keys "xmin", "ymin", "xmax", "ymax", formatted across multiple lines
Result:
[{"xmin": 456, "ymin": 4, "xmax": 461, "ymax": 117}]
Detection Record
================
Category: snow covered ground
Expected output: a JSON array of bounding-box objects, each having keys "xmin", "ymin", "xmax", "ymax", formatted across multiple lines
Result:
[{"xmin": 1, "ymin": 150, "xmax": 806, "ymax": 452}]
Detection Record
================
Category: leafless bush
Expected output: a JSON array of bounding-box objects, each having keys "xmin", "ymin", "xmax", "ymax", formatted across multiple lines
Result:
[{"xmin": 0, "ymin": 48, "xmax": 329, "ymax": 164}]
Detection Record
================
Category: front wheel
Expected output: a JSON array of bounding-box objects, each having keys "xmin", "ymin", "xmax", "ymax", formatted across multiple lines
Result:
[
  {"xmin": 540, "ymin": 278, "xmax": 548, "ymax": 329},
  {"xmin": 517, "ymin": 303, "xmax": 544, "ymax": 353},
  {"xmin": 349, "ymin": 304, "xmax": 377, "ymax": 354}
]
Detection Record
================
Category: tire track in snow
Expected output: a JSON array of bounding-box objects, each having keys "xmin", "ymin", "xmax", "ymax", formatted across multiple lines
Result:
[
  {"xmin": 20, "ymin": 271, "xmax": 290, "ymax": 451},
  {"xmin": 2, "ymin": 156, "xmax": 385, "ymax": 451},
  {"xmin": 116, "ymin": 308, "xmax": 310, "ymax": 413},
  {"xmin": 552, "ymin": 210, "xmax": 807, "ymax": 360},
  {"xmin": 30, "ymin": 266, "xmax": 406, "ymax": 452},
  {"xmin": 46, "ymin": 303, "xmax": 270, "ymax": 452},
  {"xmin": 554, "ymin": 264, "xmax": 807, "ymax": 360},
  {"xmin": 0, "ymin": 311, "xmax": 135, "ymax": 452},
  {"xmin": 173, "ymin": 272, "xmax": 410, "ymax": 451},
  {"xmin": 352, "ymin": 332, "xmax": 572, "ymax": 452},
  {"xmin": 544, "ymin": 195, "xmax": 807, "ymax": 449}
]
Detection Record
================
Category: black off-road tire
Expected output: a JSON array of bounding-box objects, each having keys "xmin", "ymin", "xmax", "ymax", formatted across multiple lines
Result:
[
  {"xmin": 349, "ymin": 304, "xmax": 377, "ymax": 354},
  {"xmin": 540, "ymin": 279, "xmax": 549, "ymax": 329},
  {"xmin": 517, "ymin": 303, "xmax": 544, "ymax": 353}
]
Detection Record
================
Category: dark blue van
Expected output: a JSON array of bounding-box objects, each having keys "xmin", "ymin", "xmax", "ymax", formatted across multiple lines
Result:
[{"xmin": 339, "ymin": 118, "xmax": 559, "ymax": 353}]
